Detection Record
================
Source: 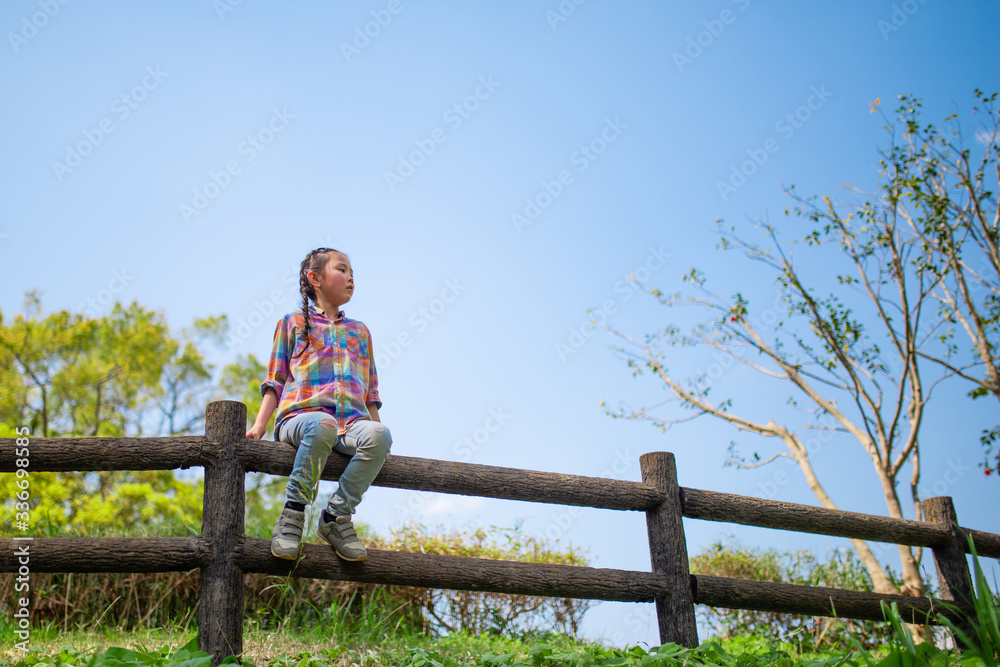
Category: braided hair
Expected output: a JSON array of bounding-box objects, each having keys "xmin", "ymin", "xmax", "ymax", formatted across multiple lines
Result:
[{"xmin": 293, "ymin": 247, "xmax": 345, "ymax": 358}]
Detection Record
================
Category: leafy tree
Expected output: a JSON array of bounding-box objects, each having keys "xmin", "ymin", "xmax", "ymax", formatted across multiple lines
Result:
[
  {"xmin": 867, "ymin": 90, "xmax": 999, "ymax": 474},
  {"xmin": 0, "ymin": 293, "xmax": 224, "ymax": 535},
  {"xmin": 157, "ymin": 315, "xmax": 229, "ymax": 436},
  {"xmin": 218, "ymin": 352, "xmax": 270, "ymax": 433},
  {"xmin": 0, "ymin": 291, "xmax": 169, "ymax": 438},
  {"xmin": 600, "ymin": 92, "xmax": 998, "ymax": 640}
]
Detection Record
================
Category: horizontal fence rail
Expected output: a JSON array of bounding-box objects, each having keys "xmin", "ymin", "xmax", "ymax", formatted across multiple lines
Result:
[
  {"xmin": 691, "ymin": 575, "xmax": 959, "ymax": 625},
  {"xmin": 0, "ymin": 436, "xmax": 211, "ymax": 471},
  {"xmin": 0, "ymin": 537, "xmax": 212, "ymax": 572},
  {"xmin": 4, "ymin": 436, "xmax": 995, "ymax": 557},
  {"xmin": 2, "ymin": 400, "xmax": 998, "ymax": 664},
  {"xmin": 241, "ymin": 439, "xmax": 667, "ymax": 511},
  {"xmin": 0, "ymin": 537, "xmax": 670, "ymax": 603},
  {"xmin": 681, "ymin": 487, "xmax": 1000, "ymax": 559},
  {"xmin": 241, "ymin": 539, "xmax": 671, "ymax": 602},
  {"xmin": 2, "ymin": 537, "xmax": 963, "ymax": 624}
]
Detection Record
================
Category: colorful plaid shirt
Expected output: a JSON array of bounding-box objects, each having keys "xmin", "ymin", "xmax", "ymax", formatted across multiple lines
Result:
[{"xmin": 260, "ymin": 304, "xmax": 381, "ymax": 440}]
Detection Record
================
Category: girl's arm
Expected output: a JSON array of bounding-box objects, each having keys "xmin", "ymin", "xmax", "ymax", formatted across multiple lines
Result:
[
  {"xmin": 367, "ymin": 401, "xmax": 381, "ymax": 423},
  {"xmin": 247, "ymin": 387, "xmax": 278, "ymax": 439},
  {"xmin": 249, "ymin": 316, "xmax": 293, "ymax": 439}
]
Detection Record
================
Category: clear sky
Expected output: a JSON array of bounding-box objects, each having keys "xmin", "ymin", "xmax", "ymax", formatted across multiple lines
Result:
[{"xmin": 2, "ymin": 0, "xmax": 998, "ymax": 648}]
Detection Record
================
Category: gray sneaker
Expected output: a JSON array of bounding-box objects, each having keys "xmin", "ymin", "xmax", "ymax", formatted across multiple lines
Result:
[
  {"xmin": 270, "ymin": 506, "xmax": 305, "ymax": 560},
  {"xmin": 318, "ymin": 512, "xmax": 367, "ymax": 561}
]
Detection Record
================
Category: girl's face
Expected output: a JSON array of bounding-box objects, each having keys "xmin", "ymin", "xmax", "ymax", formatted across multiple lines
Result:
[{"xmin": 309, "ymin": 252, "xmax": 354, "ymax": 308}]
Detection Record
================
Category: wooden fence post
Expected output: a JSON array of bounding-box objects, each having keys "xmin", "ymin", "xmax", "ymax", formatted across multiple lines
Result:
[
  {"xmin": 200, "ymin": 401, "xmax": 247, "ymax": 665},
  {"xmin": 921, "ymin": 496, "xmax": 978, "ymax": 649},
  {"xmin": 640, "ymin": 452, "xmax": 698, "ymax": 647}
]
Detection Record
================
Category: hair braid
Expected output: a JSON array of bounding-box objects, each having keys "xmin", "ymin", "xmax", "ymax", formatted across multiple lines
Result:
[{"xmin": 293, "ymin": 247, "xmax": 344, "ymax": 357}]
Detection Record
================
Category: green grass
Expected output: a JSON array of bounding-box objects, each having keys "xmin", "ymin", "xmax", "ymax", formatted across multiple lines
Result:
[
  {"xmin": 0, "ymin": 624, "xmax": 625, "ymax": 667},
  {"xmin": 4, "ymin": 548, "xmax": 996, "ymax": 667},
  {"xmin": 0, "ymin": 631, "xmax": 937, "ymax": 667},
  {"xmin": 0, "ymin": 623, "xmax": 963, "ymax": 667}
]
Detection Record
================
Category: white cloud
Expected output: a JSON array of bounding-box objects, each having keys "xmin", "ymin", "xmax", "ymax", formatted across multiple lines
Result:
[
  {"xmin": 975, "ymin": 129, "xmax": 995, "ymax": 146},
  {"xmin": 424, "ymin": 494, "xmax": 485, "ymax": 515}
]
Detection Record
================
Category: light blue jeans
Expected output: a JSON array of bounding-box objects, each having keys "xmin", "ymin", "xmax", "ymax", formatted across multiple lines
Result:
[{"xmin": 278, "ymin": 411, "xmax": 392, "ymax": 515}]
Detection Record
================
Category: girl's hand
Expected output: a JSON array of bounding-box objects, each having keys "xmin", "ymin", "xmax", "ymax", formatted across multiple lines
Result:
[{"xmin": 246, "ymin": 423, "xmax": 267, "ymax": 440}]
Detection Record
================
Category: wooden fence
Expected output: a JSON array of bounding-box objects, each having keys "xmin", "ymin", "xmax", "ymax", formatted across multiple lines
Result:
[{"xmin": 2, "ymin": 400, "xmax": 999, "ymax": 664}]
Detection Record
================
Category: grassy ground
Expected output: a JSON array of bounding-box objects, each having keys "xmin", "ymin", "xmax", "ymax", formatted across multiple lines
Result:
[
  {"xmin": 0, "ymin": 621, "xmax": 892, "ymax": 667},
  {"xmin": 1, "ymin": 623, "xmax": 627, "ymax": 666},
  {"xmin": 3, "ymin": 553, "xmax": 995, "ymax": 667}
]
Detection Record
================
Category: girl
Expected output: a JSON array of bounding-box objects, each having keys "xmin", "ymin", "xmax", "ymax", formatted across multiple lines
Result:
[{"xmin": 246, "ymin": 247, "xmax": 391, "ymax": 562}]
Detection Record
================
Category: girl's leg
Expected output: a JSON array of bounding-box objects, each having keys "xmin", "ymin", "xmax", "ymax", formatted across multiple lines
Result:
[
  {"xmin": 272, "ymin": 412, "xmax": 341, "ymax": 559},
  {"xmin": 280, "ymin": 411, "xmax": 340, "ymax": 505},
  {"xmin": 325, "ymin": 419, "xmax": 392, "ymax": 516}
]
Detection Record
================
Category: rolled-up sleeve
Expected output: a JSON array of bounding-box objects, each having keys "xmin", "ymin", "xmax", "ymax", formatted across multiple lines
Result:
[
  {"xmin": 364, "ymin": 325, "xmax": 382, "ymax": 410},
  {"xmin": 260, "ymin": 316, "xmax": 292, "ymax": 402}
]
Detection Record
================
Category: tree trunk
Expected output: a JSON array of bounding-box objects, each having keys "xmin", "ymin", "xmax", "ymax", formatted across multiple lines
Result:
[{"xmin": 784, "ymin": 430, "xmax": 930, "ymax": 640}]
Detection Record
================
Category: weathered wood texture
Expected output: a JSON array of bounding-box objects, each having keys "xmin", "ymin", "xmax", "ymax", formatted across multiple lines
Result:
[
  {"xmin": 199, "ymin": 402, "xmax": 246, "ymax": 666},
  {"xmin": 5, "ymin": 434, "xmax": 996, "ymax": 558},
  {"xmin": 241, "ymin": 538, "xmax": 670, "ymax": 602},
  {"xmin": 641, "ymin": 452, "xmax": 699, "ymax": 648},
  {"xmin": 0, "ymin": 436, "xmax": 210, "ymax": 472},
  {"xmin": 922, "ymin": 496, "xmax": 977, "ymax": 648},
  {"xmin": 965, "ymin": 528, "xmax": 1000, "ymax": 559},
  {"xmin": 241, "ymin": 440, "xmax": 664, "ymax": 511},
  {"xmin": 5, "ymin": 419, "xmax": 1000, "ymax": 664},
  {"xmin": 0, "ymin": 537, "xmax": 210, "ymax": 572},
  {"xmin": 681, "ymin": 486, "xmax": 1000, "ymax": 558},
  {"xmin": 693, "ymin": 575, "xmax": 958, "ymax": 625}
]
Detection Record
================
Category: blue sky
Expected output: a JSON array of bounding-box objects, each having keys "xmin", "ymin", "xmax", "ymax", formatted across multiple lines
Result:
[{"xmin": 2, "ymin": 0, "xmax": 999, "ymax": 648}]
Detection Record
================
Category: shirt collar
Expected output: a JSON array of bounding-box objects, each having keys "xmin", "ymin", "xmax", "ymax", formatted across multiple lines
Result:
[{"xmin": 310, "ymin": 302, "xmax": 345, "ymax": 321}]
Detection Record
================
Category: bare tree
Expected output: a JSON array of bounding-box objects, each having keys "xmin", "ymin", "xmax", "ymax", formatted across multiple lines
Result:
[
  {"xmin": 600, "ymin": 93, "xmax": 998, "ymax": 639},
  {"xmin": 878, "ymin": 90, "xmax": 999, "ymax": 474}
]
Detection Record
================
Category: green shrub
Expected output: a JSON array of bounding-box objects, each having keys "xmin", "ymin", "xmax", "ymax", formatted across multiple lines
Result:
[
  {"xmin": 375, "ymin": 522, "xmax": 594, "ymax": 637},
  {"xmin": 1, "ymin": 521, "xmax": 593, "ymax": 639},
  {"xmin": 689, "ymin": 539, "xmax": 905, "ymax": 650}
]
